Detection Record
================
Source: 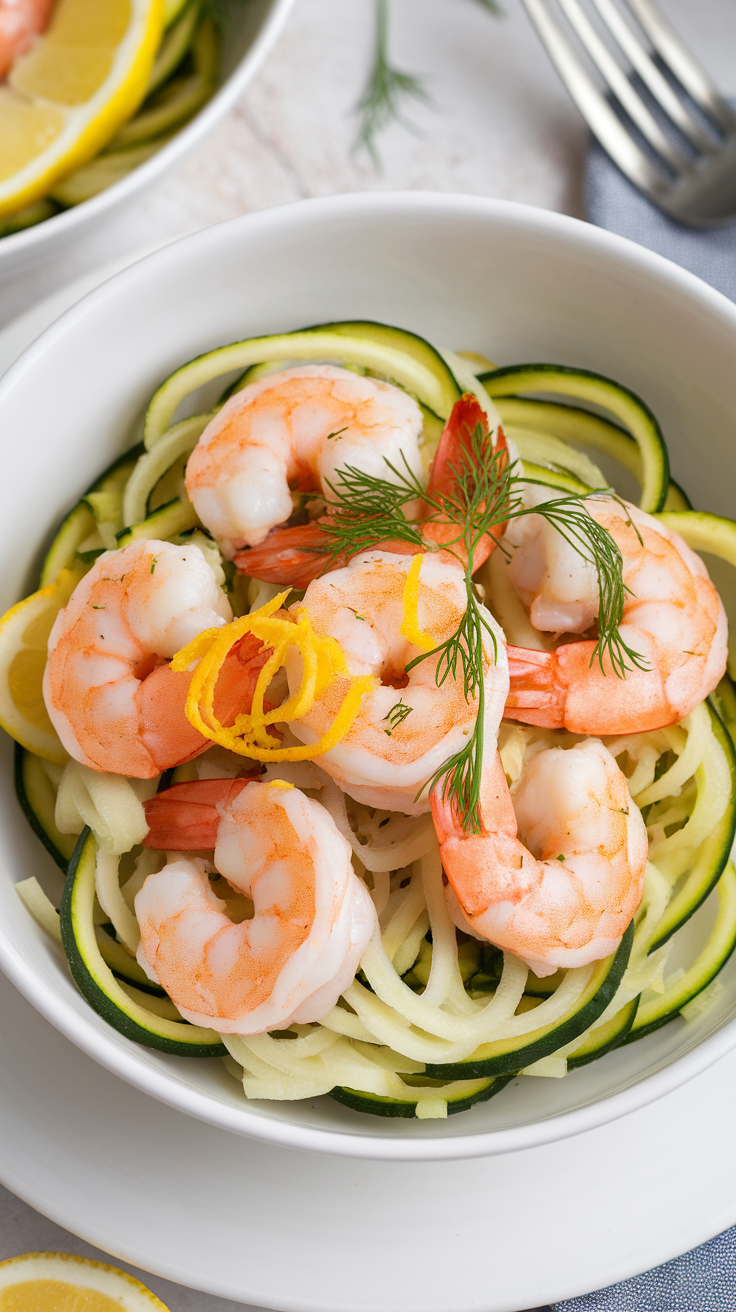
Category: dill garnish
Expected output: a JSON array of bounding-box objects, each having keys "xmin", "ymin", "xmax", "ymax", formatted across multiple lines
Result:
[
  {"xmin": 314, "ymin": 408, "xmax": 643, "ymax": 832},
  {"xmin": 383, "ymin": 700, "xmax": 412, "ymax": 735},
  {"xmin": 354, "ymin": 0, "xmax": 503, "ymax": 163},
  {"xmin": 354, "ymin": 0, "xmax": 430, "ymax": 165}
]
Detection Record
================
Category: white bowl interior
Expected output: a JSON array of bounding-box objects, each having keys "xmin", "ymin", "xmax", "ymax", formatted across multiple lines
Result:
[
  {"xmin": 2, "ymin": 193, "xmax": 736, "ymax": 1160},
  {"xmin": 0, "ymin": 0, "xmax": 294, "ymax": 282}
]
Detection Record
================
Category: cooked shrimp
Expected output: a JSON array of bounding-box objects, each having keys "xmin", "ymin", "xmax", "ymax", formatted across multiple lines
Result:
[
  {"xmin": 286, "ymin": 550, "xmax": 509, "ymax": 814},
  {"xmin": 503, "ymin": 494, "xmax": 727, "ymax": 734},
  {"xmin": 0, "ymin": 0, "xmax": 53, "ymax": 79},
  {"xmin": 136, "ymin": 780, "xmax": 377, "ymax": 1033},
  {"xmin": 234, "ymin": 393, "xmax": 505, "ymax": 587},
  {"xmin": 432, "ymin": 739, "xmax": 648, "ymax": 975},
  {"xmin": 43, "ymin": 538, "xmax": 268, "ymax": 779},
  {"xmin": 185, "ymin": 364, "xmax": 424, "ymax": 558}
]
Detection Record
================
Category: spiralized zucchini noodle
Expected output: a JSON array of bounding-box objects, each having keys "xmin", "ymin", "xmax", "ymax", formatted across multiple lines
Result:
[{"xmin": 8, "ymin": 321, "xmax": 736, "ymax": 1121}]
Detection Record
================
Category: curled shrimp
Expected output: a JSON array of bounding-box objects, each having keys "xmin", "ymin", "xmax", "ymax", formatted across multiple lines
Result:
[
  {"xmin": 185, "ymin": 364, "xmax": 424, "ymax": 558},
  {"xmin": 502, "ymin": 494, "xmax": 727, "ymax": 734},
  {"xmin": 234, "ymin": 393, "xmax": 504, "ymax": 587},
  {"xmin": 285, "ymin": 549, "xmax": 509, "ymax": 814},
  {"xmin": 432, "ymin": 739, "xmax": 648, "ymax": 975},
  {"xmin": 136, "ymin": 779, "xmax": 377, "ymax": 1033},
  {"xmin": 0, "ymin": 0, "xmax": 53, "ymax": 79},
  {"xmin": 43, "ymin": 539, "xmax": 267, "ymax": 779}
]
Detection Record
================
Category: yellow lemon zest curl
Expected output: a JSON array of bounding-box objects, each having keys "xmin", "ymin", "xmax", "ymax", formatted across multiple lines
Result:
[
  {"xmin": 399, "ymin": 553, "xmax": 435, "ymax": 651},
  {"xmin": 171, "ymin": 591, "xmax": 377, "ymax": 762}
]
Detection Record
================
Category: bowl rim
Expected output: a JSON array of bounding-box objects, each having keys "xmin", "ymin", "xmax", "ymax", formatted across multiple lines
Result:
[
  {"xmin": 0, "ymin": 0, "xmax": 295, "ymax": 264},
  {"xmin": 2, "ymin": 189, "xmax": 736, "ymax": 1162}
]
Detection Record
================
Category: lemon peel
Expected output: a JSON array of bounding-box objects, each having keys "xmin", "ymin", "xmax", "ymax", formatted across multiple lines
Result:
[
  {"xmin": 400, "ymin": 553, "xmax": 435, "ymax": 651},
  {"xmin": 172, "ymin": 592, "xmax": 377, "ymax": 761},
  {"xmin": 0, "ymin": 1251, "xmax": 169, "ymax": 1310}
]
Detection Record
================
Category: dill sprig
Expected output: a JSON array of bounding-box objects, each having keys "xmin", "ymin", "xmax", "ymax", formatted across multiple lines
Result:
[
  {"xmin": 354, "ymin": 0, "xmax": 502, "ymax": 163},
  {"xmin": 383, "ymin": 700, "xmax": 412, "ymax": 735},
  {"xmin": 316, "ymin": 416, "xmax": 642, "ymax": 832},
  {"xmin": 354, "ymin": 0, "xmax": 431, "ymax": 166}
]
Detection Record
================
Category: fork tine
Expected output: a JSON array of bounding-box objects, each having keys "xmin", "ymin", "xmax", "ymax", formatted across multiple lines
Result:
[
  {"xmin": 521, "ymin": 0, "xmax": 673, "ymax": 203},
  {"xmin": 556, "ymin": 0, "xmax": 689, "ymax": 171},
  {"xmin": 623, "ymin": 0, "xmax": 736, "ymax": 135},
  {"xmin": 591, "ymin": 0, "xmax": 718, "ymax": 153}
]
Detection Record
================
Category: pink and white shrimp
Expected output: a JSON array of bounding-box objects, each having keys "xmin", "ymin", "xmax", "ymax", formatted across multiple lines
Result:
[
  {"xmin": 432, "ymin": 739, "xmax": 648, "ymax": 975},
  {"xmin": 0, "ymin": 0, "xmax": 53, "ymax": 80},
  {"xmin": 233, "ymin": 393, "xmax": 506, "ymax": 588},
  {"xmin": 285, "ymin": 549, "xmax": 509, "ymax": 814},
  {"xmin": 43, "ymin": 538, "xmax": 268, "ymax": 779},
  {"xmin": 503, "ymin": 494, "xmax": 727, "ymax": 735},
  {"xmin": 136, "ymin": 779, "xmax": 377, "ymax": 1033},
  {"xmin": 185, "ymin": 364, "xmax": 425, "ymax": 558}
]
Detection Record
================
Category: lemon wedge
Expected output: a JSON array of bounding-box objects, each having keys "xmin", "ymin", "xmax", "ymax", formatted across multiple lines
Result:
[
  {"xmin": 0, "ymin": 566, "xmax": 83, "ymax": 761},
  {"xmin": 0, "ymin": 0, "xmax": 163, "ymax": 217},
  {"xmin": 0, "ymin": 1253, "xmax": 169, "ymax": 1311}
]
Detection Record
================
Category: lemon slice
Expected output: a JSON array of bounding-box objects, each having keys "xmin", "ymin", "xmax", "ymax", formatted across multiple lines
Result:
[
  {"xmin": 0, "ymin": 566, "xmax": 83, "ymax": 762},
  {"xmin": 0, "ymin": 0, "xmax": 163, "ymax": 217},
  {"xmin": 0, "ymin": 1253, "xmax": 169, "ymax": 1311}
]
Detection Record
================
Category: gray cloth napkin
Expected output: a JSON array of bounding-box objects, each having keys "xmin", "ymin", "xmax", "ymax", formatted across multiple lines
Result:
[
  {"xmin": 553, "ymin": 1224, "xmax": 736, "ymax": 1310},
  {"xmin": 551, "ymin": 140, "xmax": 736, "ymax": 1312},
  {"xmin": 585, "ymin": 138, "xmax": 736, "ymax": 301}
]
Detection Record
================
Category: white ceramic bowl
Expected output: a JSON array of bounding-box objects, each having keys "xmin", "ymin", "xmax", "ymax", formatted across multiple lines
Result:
[
  {"xmin": 1, "ymin": 192, "xmax": 735, "ymax": 1162},
  {"xmin": 0, "ymin": 0, "xmax": 294, "ymax": 284}
]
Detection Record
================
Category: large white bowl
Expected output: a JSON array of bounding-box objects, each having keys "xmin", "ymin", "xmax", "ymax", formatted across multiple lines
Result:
[
  {"xmin": 1, "ymin": 192, "xmax": 736, "ymax": 1162},
  {"xmin": 0, "ymin": 0, "xmax": 294, "ymax": 284}
]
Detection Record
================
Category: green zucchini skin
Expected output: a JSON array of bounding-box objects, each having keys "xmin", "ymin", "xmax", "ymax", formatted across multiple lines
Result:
[
  {"xmin": 626, "ymin": 862, "xmax": 736, "ymax": 1044},
  {"xmin": 648, "ymin": 703, "xmax": 736, "ymax": 952},
  {"xmin": 423, "ymin": 921, "xmax": 634, "ymax": 1080},
  {"xmin": 520, "ymin": 462, "xmax": 592, "ymax": 497},
  {"xmin": 481, "ymin": 364, "xmax": 669, "ymax": 513},
  {"xmin": 329, "ymin": 1073, "xmax": 514, "ymax": 1119},
  {"xmin": 61, "ymin": 829, "xmax": 225, "ymax": 1057},
  {"xmin": 144, "ymin": 321, "xmax": 463, "ymax": 447},
  {"xmin": 14, "ymin": 745, "xmax": 76, "ymax": 871},
  {"xmin": 711, "ymin": 675, "xmax": 736, "ymax": 748},
  {"xmin": 566, "ymin": 996, "xmax": 640, "ymax": 1070},
  {"xmin": 114, "ymin": 496, "xmax": 199, "ymax": 549},
  {"xmin": 40, "ymin": 445, "xmax": 145, "ymax": 586}
]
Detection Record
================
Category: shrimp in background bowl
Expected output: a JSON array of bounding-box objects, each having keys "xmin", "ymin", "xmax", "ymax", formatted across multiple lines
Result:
[{"xmin": 0, "ymin": 0, "xmax": 52, "ymax": 79}]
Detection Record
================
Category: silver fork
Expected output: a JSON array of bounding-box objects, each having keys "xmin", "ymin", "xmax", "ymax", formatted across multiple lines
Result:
[{"xmin": 522, "ymin": 0, "xmax": 736, "ymax": 226}]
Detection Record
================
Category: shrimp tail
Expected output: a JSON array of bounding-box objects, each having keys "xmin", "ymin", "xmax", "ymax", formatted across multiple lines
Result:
[
  {"xmin": 234, "ymin": 524, "xmax": 429, "ymax": 586},
  {"xmin": 504, "ymin": 646, "xmax": 566, "ymax": 728},
  {"xmin": 143, "ymin": 778, "xmax": 255, "ymax": 849},
  {"xmin": 505, "ymin": 640, "xmax": 684, "ymax": 735},
  {"xmin": 426, "ymin": 395, "xmax": 507, "ymax": 574},
  {"xmin": 234, "ymin": 524, "xmax": 341, "ymax": 587}
]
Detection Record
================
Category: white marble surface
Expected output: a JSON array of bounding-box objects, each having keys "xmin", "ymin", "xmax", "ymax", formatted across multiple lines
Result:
[
  {"xmin": 4, "ymin": 0, "xmax": 736, "ymax": 333},
  {"xmin": 1, "ymin": 3, "xmax": 736, "ymax": 1309}
]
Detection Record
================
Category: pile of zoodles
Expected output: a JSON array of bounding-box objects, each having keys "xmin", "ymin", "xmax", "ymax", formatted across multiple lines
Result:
[{"xmin": 6, "ymin": 319, "xmax": 736, "ymax": 1120}]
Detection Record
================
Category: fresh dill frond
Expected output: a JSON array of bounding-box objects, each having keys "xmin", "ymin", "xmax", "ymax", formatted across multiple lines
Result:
[
  {"xmin": 383, "ymin": 700, "xmax": 413, "ymax": 735},
  {"xmin": 354, "ymin": 0, "xmax": 431, "ymax": 165},
  {"xmin": 317, "ymin": 413, "xmax": 636, "ymax": 832},
  {"xmin": 354, "ymin": 0, "xmax": 503, "ymax": 164}
]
